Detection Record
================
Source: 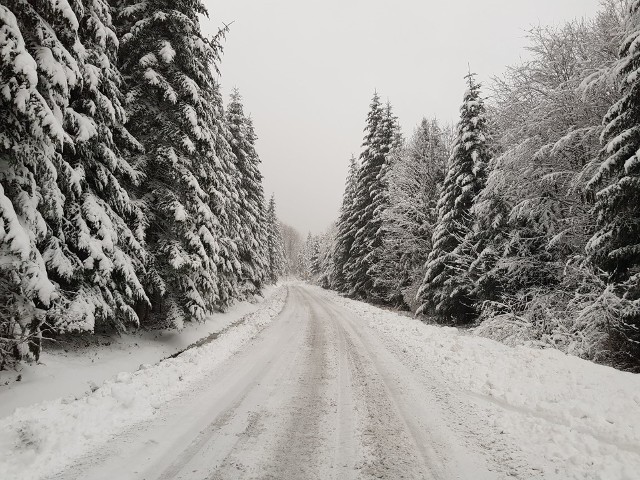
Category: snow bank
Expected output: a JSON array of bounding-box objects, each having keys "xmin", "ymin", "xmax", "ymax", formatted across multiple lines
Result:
[
  {"xmin": 0, "ymin": 286, "xmax": 287, "ymax": 480},
  {"xmin": 325, "ymin": 288, "xmax": 640, "ymax": 480},
  {"xmin": 0, "ymin": 286, "xmax": 277, "ymax": 419}
]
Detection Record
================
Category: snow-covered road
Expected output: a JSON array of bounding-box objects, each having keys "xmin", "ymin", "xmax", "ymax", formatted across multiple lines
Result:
[
  {"xmin": 44, "ymin": 285, "xmax": 497, "ymax": 480},
  {"xmin": 3, "ymin": 283, "xmax": 640, "ymax": 480}
]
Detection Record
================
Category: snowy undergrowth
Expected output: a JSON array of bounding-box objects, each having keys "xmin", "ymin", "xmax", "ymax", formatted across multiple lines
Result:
[
  {"xmin": 321, "ymin": 287, "xmax": 640, "ymax": 480},
  {"xmin": 0, "ymin": 286, "xmax": 288, "ymax": 480}
]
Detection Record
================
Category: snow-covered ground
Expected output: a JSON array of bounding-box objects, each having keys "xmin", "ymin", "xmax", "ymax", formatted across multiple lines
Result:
[
  {"xmin": 321, "ymin": 287, "xmax": 640, "ymax": 480},
  {"xmin": 0, "ymin": 286, "xmax": 287, "ymax": 480},
  {"xmin": 0, "ymin": 286, "xmax": 276, "ymax": 419},
  {"xmin": 1, "ymin": 283, "xmax": 639, "ymax": 480}
]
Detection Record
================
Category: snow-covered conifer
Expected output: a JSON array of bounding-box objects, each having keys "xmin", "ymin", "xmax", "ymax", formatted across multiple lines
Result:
[
  {"xmin": 344, "ymin": 95, "xmax": 400, "ymax": 300},
  {"xmin": 587, "ymin": 0, "xmax": 640, "ymax": 282},
  {"xmin": 226, "ymin": 90, "xmax": 269, "ymax": 295},
  {"xmin": 332, "ymin": 155, "xmax": 359, "ymax": 291},
  {"xmin": 0, "ymin": 4, "xmax": 68, "ymax": 362},
  {"xmin": 201, "ymin": 79, "xmax": 242, "ymax": 310},
  {"xmin": 266, "ymin": 195, "xmax": 285, "ymax": 283},
  {"xmin": 115, "ymin": 0, "xmax": 231, "ymax": 326},
  {"xmin": 416, "ymin": 73, "xmax": 490, "ymax": 323},
  {"xmin": 53, "ymin": 0, "xmax": 149, "ymax": 332},
  {"xmin": 367, "ymin": 102, "xmax": 403, "ymax": 303},
  {"xmin": 1, "ymin": 1, "xmax": 148, "ymax": 338}
]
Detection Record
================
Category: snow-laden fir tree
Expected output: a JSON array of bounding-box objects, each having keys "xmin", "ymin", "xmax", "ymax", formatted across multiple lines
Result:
[
  {"xmin": 586, "ymin": 0, "xmax": 640, "ymax": 353},
  {"xmin": 226, "ymin": 92, "xmax": 268, "ymax": 295},
  {"xmin": 342, "ymin": 93, "xmax": 383, "ymax": 297},
  {"xmin": 332, "ymin": 155, "xmax": 359, "ymax": 291},
  {"xmin": 266, "ymin": 195, "xmax": 285, "ymax": 283},
  {"xmin": 417, "ymin": 73, "xmax": 490, "ymax": 324},
  {"xmin": 344, "ymin": 94, "xmax": 400, "ymax": 300},
  {"xmin": 115, "ymin": 0, "xmax": 233, "ymax": 327},
  {"xmin": 54, "ymin": 0, "xmax": 149, "ymax": 332},
  {"xmin": 201, "ymin": 77, "xmax": 242, "ymax": 310},
  {"xmin": 0, "ymin": 4, "xmax": 67, "ymax": 364},
  {"xmin": 367, "ymin": 102, "xmax": 403, "ymax": 303},
  {"xmin": 1, "ymin": 0, "xmax": 148, "ymax": 357}
]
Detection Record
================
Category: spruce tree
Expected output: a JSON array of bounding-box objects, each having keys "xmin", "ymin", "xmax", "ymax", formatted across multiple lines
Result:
[
  {"xmin": 416, "ymin": 73, "xmax": 490, "ymax": 323},
  {"xmin": 56, "ymin": 0, "xmax": 148, "ymax": 331},
  {"xmin": 586, "ymin": 0, "xmax": 640, "ymax": 345},
  {"xmin": 367, "ymin": 102, "xmax": 402, "ymax": 303},
  {"xmin": 0, "ymin": 4, "xmax": 68, "ymax": 362},
  {"xmin": 226, "ymin": 89, "xmax": 268, "ymax": 295},
  {"xmin": 202, "ymin": 79, "xmax": 242, "ymax": 310},
  {"xmin": 343, "ymin": 93, "xmax": 383, "ymax": 297},
  {"xmin": 1, "ymin": 1, "xmax": 148, "ymax": 339},
  {"xmin": 266, "ymin": 195, "xmax": 285, "ymax": 283},
  {"xmin": 332, "ymin": 155, "xmax": 359, "ymax": 291},
  {"xmin": 115, "ymin": 0, "xmax": 231, "ymax": 326},
  {"xmin": 344, "ymin": 94, "xmax": 399, "ymax": 300}
]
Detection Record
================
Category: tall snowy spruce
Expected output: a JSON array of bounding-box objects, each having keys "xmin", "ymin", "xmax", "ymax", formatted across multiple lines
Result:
[
  {"xmin": 0, "ymin": 4, "xmax": 67, "ymax": 364},
  {"xmin": 367, "ymin": 103, "xmax": 404, "ymax": 303},
  {"xmin": 266, "ymin": 195, "xmax": 285, "ymax": 283},
  {"xmin": 344, "ymin": 94, "xmax": 400, "ymax": 300},
  {"xmin": 1, "ymin": 0, "xmax": 149, "ymax": 367},
  {"xmin": 417, "ymin": 73, "xmax": 490, "ymax": 324},
  {"xmin": 586, "ymin": 0, "xmax": 640, "ymax": 352},
  {"xmin": 202, "ymin": 76, "xmax": 243, "ymax": 310},
  {"xmin": 115, "ymin": 0, "xmax": 236, "ymax": 326},
  {"xmin": 332, "ymin": 155, "xmax": 358, "ymax": 291},
  {"xmin": 57, "ymin": 0, "xmax": 149, "ymax": 332},
  {"xmin": 226, "ymin": 89, "xmax": 268, "ymax": 295}
]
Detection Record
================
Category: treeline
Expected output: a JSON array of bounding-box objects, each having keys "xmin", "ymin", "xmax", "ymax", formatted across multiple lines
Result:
[
  {"xmin": 310, "ymin": 0, "xmax": 640, "ymax": 370},
  {"xmin": 0, "ymin": 0, "xmax": 285, "ymax": 368}
]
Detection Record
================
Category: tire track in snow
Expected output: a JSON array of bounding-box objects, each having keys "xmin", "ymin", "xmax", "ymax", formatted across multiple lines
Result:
[{"xmin": 299, "ymin": 289, "xmax": 440, "ymax": 480}]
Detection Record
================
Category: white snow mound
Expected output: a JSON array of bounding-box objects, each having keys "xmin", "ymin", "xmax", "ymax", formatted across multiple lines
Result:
[{"xmin": 0, "ymin": 286, "xmax": 288, "ymax": 480}]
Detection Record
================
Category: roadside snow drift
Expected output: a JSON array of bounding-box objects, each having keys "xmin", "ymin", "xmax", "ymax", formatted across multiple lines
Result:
[
  {"xmin": 321, "ymin": 287, "xmax": 640, "ymax": 480},
  {"xmin": 0, "ymin": 286, "xmax": 278, "ymax": 419},
  {"xmin": 0, "ymin": 287, "xmax": 287, "ymax": 480}
]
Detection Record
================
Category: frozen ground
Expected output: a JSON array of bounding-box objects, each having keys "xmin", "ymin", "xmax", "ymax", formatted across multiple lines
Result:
[{"xmin": 0, "ymin": 283, "xmax": 639, "ymax": 479}]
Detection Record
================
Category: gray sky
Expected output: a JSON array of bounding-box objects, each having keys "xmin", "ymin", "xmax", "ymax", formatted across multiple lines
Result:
[{"xmin": 203, "ymin": 0, "xmax": 602, "ymax": 235}]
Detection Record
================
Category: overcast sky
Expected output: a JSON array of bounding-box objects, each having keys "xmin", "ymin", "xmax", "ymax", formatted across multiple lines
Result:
[{"xmin": 203, "ymin": 0, "xmax": 603, "ymax": 235}]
